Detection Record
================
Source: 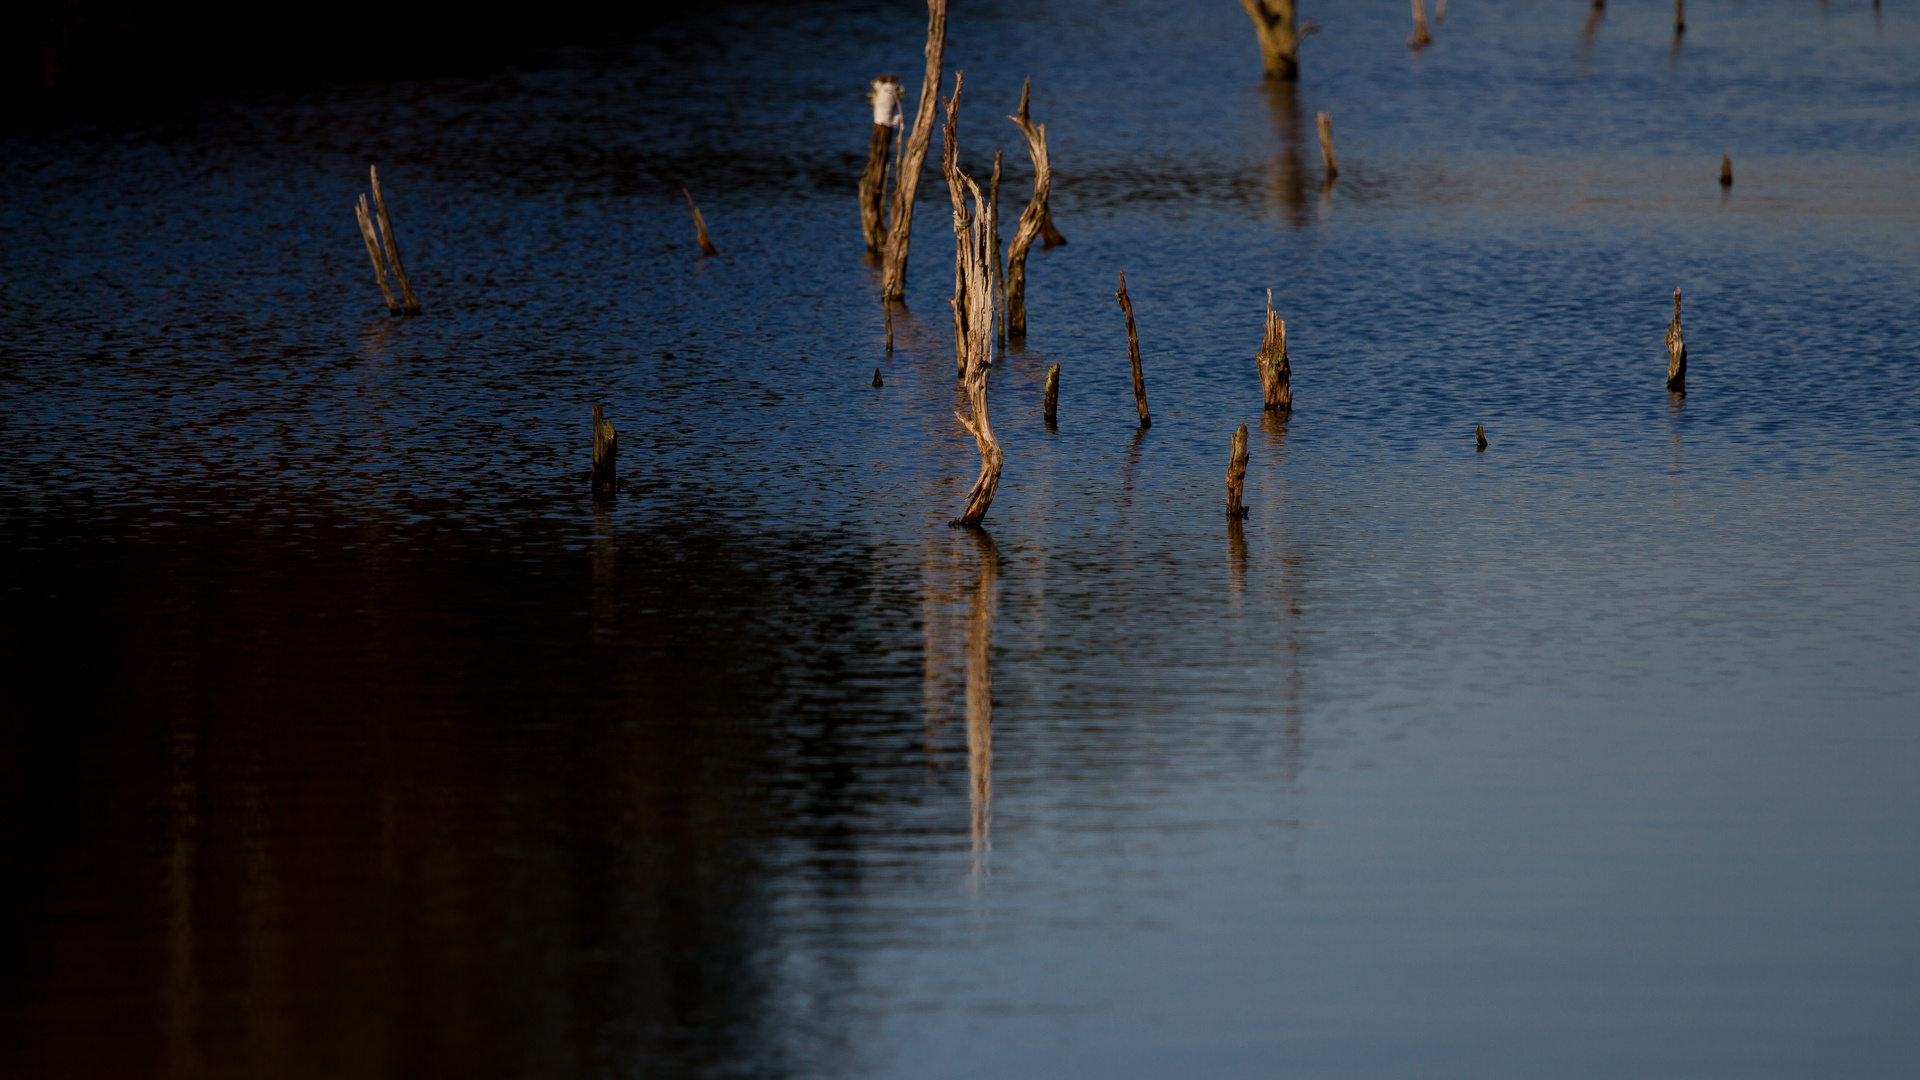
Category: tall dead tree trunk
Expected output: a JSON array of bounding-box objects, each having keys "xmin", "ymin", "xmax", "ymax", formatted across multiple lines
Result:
[
  {"xmin": 860, "ymin": 76, "xmax": 902, "ymax": 254},
  {"xmin": 881, "ymin": 0, "xmax": 949, "ymax": 302},
  {"xmin": 1257, "ymin": 289, "xmax": 1293, "ymax": 414},
  {"xmin": 1240, "ymin": 0, "xmax": 1305, "ymax": 81},
  {"xmin": 1005, "ymin": 78, "xmax": 1054, "ymax": 342},
  {"xmin": 942, "ymin": 74, "xmax": 1003, "ymax": 528}
]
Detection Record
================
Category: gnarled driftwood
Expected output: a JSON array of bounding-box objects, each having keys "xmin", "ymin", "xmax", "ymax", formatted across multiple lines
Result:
[{"xmin": 942, "ymin": 74, "xmax": 1003, "ymax": 528}]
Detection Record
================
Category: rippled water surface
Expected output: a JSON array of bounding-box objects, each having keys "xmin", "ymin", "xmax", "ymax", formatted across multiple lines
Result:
[{"xmin": 4, "ymin": 0, "xmax": 1918, "ymax": 1076}]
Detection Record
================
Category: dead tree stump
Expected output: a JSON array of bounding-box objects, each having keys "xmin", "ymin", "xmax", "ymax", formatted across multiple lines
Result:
[
  {"xmin": 591, "ymin": 405, "xmax": 618, "ymax": 499},
  {"xmin": 1410, "ymin": 0, "xmax": 1433, "ymax": 49},
  {"xmin": 1240, "ymin": 0, "xmax": 1308, "ymax": 82},
  {"xmin": 860, "ymin": 76, "xmax": 903, "ymax": 254},
  {"xmin": 1720, "ymin": 154, "xmax": 1733, "ymax": 188},
  {"xmin": 1005, "ymin": 78, "xmax": 1055, "ymax": 342},
  {"xmin": 683, "ymin": 189, "xmax": 718, "ymax": 256},
  {"xmin": 1317, "ymin": 112, "xmax": 1339, "ymax": 181},
  {"xmin": 1043, "ymin": 363, "xmax": 1059, "ymax": 424},
  {"xmin": 942, "ymin": 74, "xmax": 1004, "ymax": 528},
  {"xmin": 1116, "ymin": 271, "xmax": 1151, "ymax": 429},
  {"xmin": 1227, "ymin": 424, "xmax": 1251, "ymax": 517},
  {"xmin": 354, "ymin": 195, "xmax": 400, "ymax": 315},
  {"xmin": 1666, "ymin": 288, "xmax": 1688, "ymax": 393},
  {"xmin": 1475, "ymin": 424, "xmax": 1488, "ymax": 451},
  {"xmin": 1257, "ymin": 290, "xmax": 1293, "ymax": 414},
  {"xmin": 1674, "ymin": 0, "xmax": 1686, "ymax": 34},
  {"xmin": 357, "ymin": 166, "xmax": 421, "ymax": 315},
  {"xmin": 881, "ymin": 0, "xmax": 949, "ymax": 301}
]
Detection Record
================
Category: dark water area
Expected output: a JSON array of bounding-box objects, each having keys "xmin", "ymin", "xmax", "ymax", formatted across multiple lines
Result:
[{"xmin": 3, "ymin": 0, "xmax": 1919, "ymax": 1076}]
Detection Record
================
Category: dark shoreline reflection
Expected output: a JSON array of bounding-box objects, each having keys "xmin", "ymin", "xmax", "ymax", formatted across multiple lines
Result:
[{"xmin": 0, "ymin": 500, "xmax": 914, "ymax": 1079}]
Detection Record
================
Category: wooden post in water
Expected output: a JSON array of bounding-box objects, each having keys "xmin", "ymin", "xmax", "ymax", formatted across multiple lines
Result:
[
  {"xmin": 1239, "ymin": 0, "xmax": 1307, "ymax": 82},
  {"xmin": 942, "ymin": 74, "xmax": 1004, "ymax": 528},
  {"xmin": 591, "ymin": 405, "xmax": 618, "ymax": 500},
  {"xmin": 354, "ymin": 195, "xmax": 400, "ymax": 315},
  {"xmin": 1666, "ymin": 288, "xmax": 1688, "ymax": 394},
  {"xmin": 683, "ymin": 189, "xmax": 718, "ymax": 256},
  {"xmin": 1410, "ymin": 0, "xmax": 1433, "ymax": 49},
  {"xmin": 1317, "ymin": 112, "xmax": 1339, "ymax": 181},
  {"xmin": 1674, "ymin": 0, "xmax": 1686, "ymax": 34},
  {"xmin": 1116, "ymin": 271, "xmax": 1151, "ymax": 429},
  {"xmin": 860, "ymin": 75, "xmax": 902, "ymax": 254},
  {"xmin": 1043, "ymin": 363, "xmax": 1059, "ymax": 424},
  {"xmin": 1257, "ymin": 290, "xmax": 1293, "ymax": 415},
  {"xmin": 1005, "ymin": 78, "xmax": 1055, "ymax": 342},
  {"xmin": 881, "ymin": 0, "xmax": 949, "ymax": 302},
  {"xmin": 368, "ymin": 166, "xmax": 421, "ymax": 314},
  {"xmin": 1720, "ymin": 154, "xmax": 1733, "ymax": 188},
  {"xmin": 873, "ymin": 368, "xmax": 884, "ymax": 388},
  {"xmin": 1227, "ymin": 424, "xmax": 1251, "ymax": 518},
  {"xmin": 1476, "ymin": 424, "xmax": 1488, "ymax": 451}
]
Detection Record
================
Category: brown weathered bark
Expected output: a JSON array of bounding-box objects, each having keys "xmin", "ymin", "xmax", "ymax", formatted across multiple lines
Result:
[
  {"xmin": 1666, "ymin": 288, "xmax": 1687, "ymax": 393},
  {"xmin": 683, "ymin": 188, "xmax": 717, "ymax": 256},
  {"xmin": 989, "ymin": 150, "xmax": 1006, "ymax": 350},
  {"xmin": 354, "ymin": 195, "xmax": 400, "ymax": 315},
  {"xmin": 942, "ymin": 74, "xmax": 1004, "ymax": 528},
  {"xmin": 1005, "ymin": 78, "xmax": 1053, "ymax": 342},
  {"xmin": 1316, "ymin": 111, "xmax": 1339, "ymax": 180},
  {"xmin": 1116, "ymin": 271, "xmax": 1151, "ymax": 429},
  {"xmin": 368, "ymin": 166, "xmax": 421, "ymax": 314},
  {"xmin": 1410, "ymin": 0, "xmax": 1433, "ymax": 49},
  {"xmin": 1257, "ymin": 289, "xmax": 1293, "ymax": 414},
  {"xmin": 1720, "ymin": 153, "xmax": 1732, "ymax": 188},
  {"xmin": 1475, "ymin": 424, "xmax": 1488, "ymax": 450},
  {"xmin": 591, "ymin": 405, "xmax": 618, "ymax": 500},
  {"xmin": 1043, "ymin": 363, "xmax": 1059, "ymax": 424},
  {"xmin": 1227, "ymin": 424, "xmax": 1251, "ymax": 517},
  {"xmin": 1240, "ymin": 0, "xmax": 1304, "ymax": 81},
  {"xmin": 881, "ymin": 0, "xmax": 949, "ymax": 301}
]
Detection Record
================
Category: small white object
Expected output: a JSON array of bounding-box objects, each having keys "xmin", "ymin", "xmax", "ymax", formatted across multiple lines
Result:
[{"xmin": 870, "ymin": 79, "xmax": 902, "ymax": 127}]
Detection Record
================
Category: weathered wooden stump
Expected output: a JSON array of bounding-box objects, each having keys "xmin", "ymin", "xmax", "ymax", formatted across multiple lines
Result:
[
  {"xmin": 368, "ymin": 167, "xmax": 421, "ymax": 315},
  {"xmin": 1043, "ymin": 363, "xmax": 1060, "ymax": 424},
  {"xmin": 683, "ymin": 188, "xmax": 717, "ymax": 256},
  {"xmin": 353, "ymin": 195, "xmax": 400, "ymax": 315},
  {"xmin": 591, "ymin": 405, "xmax": 618, "ymax": 500},
  {"xmin": 1227, "ymin": 424, "xmax": 1251, "ymax": 518},
  {"xmin": 1116, "ymin": 271, "xmax": 1151, "ymax": 429},
  {"xmin": 1410, "ymin": 0, "xmax": 1433, "ymax": 49},
  {"xmin": 1257, "ymin": 290, "xmax": 1293, "ymax": 415},
  {"xmin": 1475, "ymin": 424, "xmax": 1488, "ymax": 451},
  {"xmin": 1666, "ymin": 288, "xmax": 1688, "ymax": 393},
  {"xmin": 860, "ymin": 75, "xmax": 903, "ymax": 254},
  {"xmin": 1005, "ymin": 78, "xmax": 1055, "ymax": 342},
  {"xmin": 1317, "ymin": 112, "xmax": 1339, "ymax": 181},
  {"xmin": 1674, "ymin": 0, "xmax": 1686, "ymax": 34},
  {"xmin": 1239, "ymin": 0, "xmax": 1308, "ymax": 81},
  {"xmin": 1720, "ymin": 154, "xmax": 1733, "ymax": 188},
  {"xmin": 881, "ymin": 0, "xmax": 949, "ymax": 301},
  {"xmin": 942, "ymin": 74, "xmax": 1004, "ymax": 529},
  {"xmin": 873, "ymin": 368, "xmax": 884, "ymax": 388}
]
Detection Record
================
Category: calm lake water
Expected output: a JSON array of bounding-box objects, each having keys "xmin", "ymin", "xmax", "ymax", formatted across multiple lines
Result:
[{"xmin": 3, "ymin": 0, "xmax": 1918, "ymax": 1076}]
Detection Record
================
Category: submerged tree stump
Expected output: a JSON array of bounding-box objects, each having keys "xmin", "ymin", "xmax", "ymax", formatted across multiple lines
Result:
[
  {"xmin": 1257, "ymin": 290, "xmax": 1293, "ymax": 414},
  {"xmin": 1317, "ymin": 112, "xmax": 1339, "ymax": 181},
  {"xmin": 860, "ymin": 75, "xmax": 903, "ymax": 254},
  {"xmin": 1240, "ymin": 0, "xmax": 1308, "ymax": 82},
  {"xmin": 1476, "ymin": 424, "xmax": 1488, "ymax": 451},
  {"xmin": 1116, "ymin": 272, "xmax": 1151, "ymax": 429},
  {"xmin": 1410, "ymin": 0, "xmax": 1433, "ymax": 49},
  {"xmin": 1005, "ymin": 78, "xmax": 1055, "ymax": 342},
  {"xmin": 881, "ymin": 0, "xmax": 949, "ymax": 301},
  {"xmin": 591, "ymin": 405, "xmax": 618, "ymax": 500},
  {"xmin": 942, "ymin": 74, "xmax": 1004, "ymax": 529},
  {"xmin": 354, "ymin": 166, "xmax": 420, "ymax": 315},
  {"xmin": 354, "ymin": 194, "xmax": 400, "ymax": 315},
  {"xmin": 1666, "ymin": 288, "xmax": 1688, "ymax": 393},
  {"xmin": 1043, "ymin": 363, "xmax": 1059, "ymax": 424},
  {"xmin": 683, "ymin": 188, "xmax": 718, "ymax": 256},
  {"xmin": 1227, "ymin": 424, "xmax": 1251, "ymax": 517},
  {"xmin": 1674, "ymin": 0, "xmax": 1686, "ymax": 34},
  {"xmin": 1720, "ymin": 154, "xmax": 1733, "ymax": 188}
]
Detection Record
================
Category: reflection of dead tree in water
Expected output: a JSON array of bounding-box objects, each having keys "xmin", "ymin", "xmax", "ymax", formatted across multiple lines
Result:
[
  {"xmin": 881, "ymin": 0, "xmax": 948, "ymax": 301},
  {"xmin": 1262, "ymin": 83, "xmax": 1311, "ymax": 227},
  {"xmin": 1239, "ymin": 0, "xmax": 1316, "ymax": 81},
  {"xmin": 1004, "ymin": 78, "xmax": 1055, "ymax": 343},
  {"xmin": 964, "ymin": 529, "xmax": 999, "ymax": 878},
  {"xmin": 942, "ymin": 74, "xmax": 1004, "ymax": 528}
]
